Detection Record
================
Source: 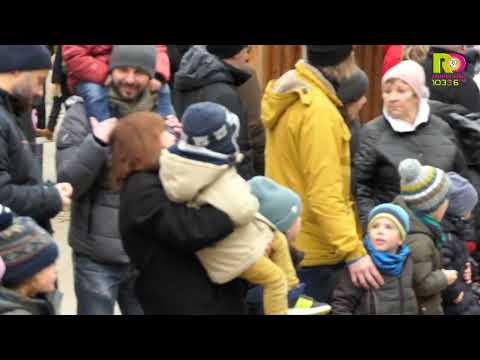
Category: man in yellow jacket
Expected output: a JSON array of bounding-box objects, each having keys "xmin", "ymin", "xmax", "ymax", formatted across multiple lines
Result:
[{"xmin": 261, "ymin": 45, "xmax": 383, "ymax": 302}]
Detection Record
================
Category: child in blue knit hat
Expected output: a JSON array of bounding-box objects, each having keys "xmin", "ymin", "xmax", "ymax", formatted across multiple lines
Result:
[
  {"xmin": 159, "ymin": 102, "xmax": 328, "ymax": 315},
  {"xmin": 0, "ymin": 205, "xmax": 61, "ymax": 315},
  {"xmin": 332, "ymin": 203, "xmax": 419, "ymax": 314},
  {"xmin": 247, "ymin": 176, "xmax": 330, "ymax": 315}
]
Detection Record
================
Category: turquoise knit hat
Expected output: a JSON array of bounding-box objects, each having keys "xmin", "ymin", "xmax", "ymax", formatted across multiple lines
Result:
[
  {"xmin": 249, "ymin": 176, "xmax": 302, "ymax": 233},
  {"xmin": 368, "ymin": 203, "xmax": 411, "ymax": 242}
]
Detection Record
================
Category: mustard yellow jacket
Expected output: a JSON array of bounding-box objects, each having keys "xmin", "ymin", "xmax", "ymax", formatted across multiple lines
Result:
[{"xmin": 261, "ymin": 60, "xmax": 366, "ymax": 266}]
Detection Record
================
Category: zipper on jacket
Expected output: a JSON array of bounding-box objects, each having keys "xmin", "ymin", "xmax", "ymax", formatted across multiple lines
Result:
[
  {"xmin": 367, "ymin": 290, "xmax": 376, "ymax": 315},
  {"xmin": 399, "ymin": 276, "xmax": 405, "ymax": 314}
]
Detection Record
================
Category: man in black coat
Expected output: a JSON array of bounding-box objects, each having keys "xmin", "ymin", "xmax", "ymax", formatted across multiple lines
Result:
[
  {"xmin": 174, "ymin": 45, "xmax": 255, "ymax": 180},
  {"xmin": 424, "ymin": 45, "xmax": 480, "ymax": 113},
  {"xmin": 0, "ymin": 45, "xmax": 72, "ymax": 232}
]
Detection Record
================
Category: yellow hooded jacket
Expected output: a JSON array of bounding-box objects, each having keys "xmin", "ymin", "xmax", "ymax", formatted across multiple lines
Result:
[{"xmin": 261, "ymin": 60, "xmax": 366, "ymax": 267}]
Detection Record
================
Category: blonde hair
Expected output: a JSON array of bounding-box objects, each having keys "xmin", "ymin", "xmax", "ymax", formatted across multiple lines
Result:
[
  {"xmin": 402, "ymin": 45, "xmax": 430, "ymax": 64},
  {"xmin": 321, "ymin": 52, "xmax": 357, "ymax": 80}
]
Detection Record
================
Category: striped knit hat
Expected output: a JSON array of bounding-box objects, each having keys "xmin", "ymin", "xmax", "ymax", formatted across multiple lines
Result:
[
  {"xmin": 368, "ymin": 204, "xmax": 410, "ymax": 242},
  {"xmin": 398, "ymin": 159, "xmax": 451, "ymax": 215},
  {"xmin": 0, "ymin": 217, "xmax": 59, "ymax": 288}
]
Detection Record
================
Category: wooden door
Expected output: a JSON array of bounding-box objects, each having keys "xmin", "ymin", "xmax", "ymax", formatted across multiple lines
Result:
[{"xmin": 249, "ymin": 45, "xmax": 384, "ymax": 122}]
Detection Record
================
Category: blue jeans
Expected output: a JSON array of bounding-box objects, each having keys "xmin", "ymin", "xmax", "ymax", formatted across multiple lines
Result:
[
  {"xmin": 156, "ymin": 83, "xmax": 176, "ymax": 118},
  {"xmin": 76, "ymin": 82, "xmax": 110, "ymax": 122},
  {"xmin": 73, "ymin": 252, "xmax": 143, "ymax": 315},
  {"xmin": 76, "ymin": 82, "xmax": 176, "ymax": 122},
  {"xmin": 297, "ymin": 264, "xmax": 344, "ymax": 303}
]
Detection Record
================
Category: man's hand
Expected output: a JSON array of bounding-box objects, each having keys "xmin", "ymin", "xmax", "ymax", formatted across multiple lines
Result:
[
  {"xmin": 453, "ymin": 291, "xmax": 465, "ymax": 304},
  {"xmin": 52, "ymin": 84, "xmax": 62, "ymax": 98},
  {"xmin": 264, "ymin": 240, "xmax": 274, "ymax": 257},
  {"xmin": 348, "ymin": 255, "xmax": 384, "ymax": 289},
  {"xmin": 161, "ymin": 131, "xmax": 176, "ymax": 148},
  {"xmin": 90, "ymin": 117, "xmax": 118, "ymax": 144},
  {"xmin": 442, "ymin": 269, "xmax": 458, "ymax": 285},
  {"xmin": 464, "ymin": 262, "xmax": 472, "ymax": 284},
  {"xmin": 150, "ymin": 78, "xmax": 162, "ymax": 92},
  {"xmin": 55, "ymin": 182, "xmax": 73, "ymax": 209}
]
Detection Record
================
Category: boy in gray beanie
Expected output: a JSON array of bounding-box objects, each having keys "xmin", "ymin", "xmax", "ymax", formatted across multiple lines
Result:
[{"xmin": 394, "ymin": 158, "xmax": 458, "ymax": 314}]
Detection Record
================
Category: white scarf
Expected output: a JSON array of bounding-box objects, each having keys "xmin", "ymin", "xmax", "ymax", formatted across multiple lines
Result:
[{"xmin": 383, "ymin": 99, "xmax": 431, "ymax": 133}]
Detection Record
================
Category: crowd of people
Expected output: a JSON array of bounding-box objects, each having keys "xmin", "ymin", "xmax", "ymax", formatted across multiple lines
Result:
[{"xmin": 0, "ymin": 44, "xmax": 479, "ymax": 315}]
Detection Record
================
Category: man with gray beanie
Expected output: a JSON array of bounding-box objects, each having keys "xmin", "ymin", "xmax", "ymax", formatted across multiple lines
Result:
[
  {"xmin": 62, "ymin": 44, "xmax": 179, "ymax": 134},
  {"xmin": 0, "ymin": 45, "xmax": 72, "ymax": 234},
  {"xmin": 55, "ymin": 45, "xmax": 176, "ymax": 315}
]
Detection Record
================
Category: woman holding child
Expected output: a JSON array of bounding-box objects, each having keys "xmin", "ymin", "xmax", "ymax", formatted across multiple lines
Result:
[{"xmin": 110, "ymin": 112, "xmax": 248, "ymax": 315}]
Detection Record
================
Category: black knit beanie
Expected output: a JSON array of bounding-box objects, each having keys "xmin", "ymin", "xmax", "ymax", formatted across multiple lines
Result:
[
  {"xmin": 337, "ymin": 66, "xmax": 369, "ymax": 105},
  {"xmin": 206, "ymin": 45, "xmax": 248, "ymax": 59},
  {"xmin": 0, "ymin": 45, "xmax": 52, "ymax": 73},
  {"xmin": 307, "ymin": 45, "xmax": 353, "ymax": 67}
]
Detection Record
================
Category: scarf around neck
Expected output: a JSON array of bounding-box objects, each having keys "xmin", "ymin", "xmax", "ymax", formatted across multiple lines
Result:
[
  {"xmin": 364, "ymin": 235, "xmax": 410, "ymax": 277},
  {"xmin": 383, "ymin": 98, "xmax": 431, "ymax": 133},
  {"xmin": 108, "ymin": 87, "xmax": 158, "ymax": 118},
  {"xmin": 415, "ymin": 212, "xmax": 446, "ymax": 249}
]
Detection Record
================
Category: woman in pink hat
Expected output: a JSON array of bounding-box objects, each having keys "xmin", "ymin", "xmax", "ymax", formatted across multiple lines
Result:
[{"xmin": 353, "ymin": 60, "xmax": 468, "ymax": 230}]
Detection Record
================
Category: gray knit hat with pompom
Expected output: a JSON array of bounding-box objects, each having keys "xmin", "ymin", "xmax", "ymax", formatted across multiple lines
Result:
[{"xmin": 398, "ymin": 158, "xmax": 451, "ymax": 215}]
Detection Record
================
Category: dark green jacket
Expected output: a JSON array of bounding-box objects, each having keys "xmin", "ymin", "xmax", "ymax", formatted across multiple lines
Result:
[
  {"xmin": 332, "ymin": 255, "xmax": 418, "ymax": 315},
  {"xmin": 393, "ymin": 196, "xmax": 449, "ymax": 315}
]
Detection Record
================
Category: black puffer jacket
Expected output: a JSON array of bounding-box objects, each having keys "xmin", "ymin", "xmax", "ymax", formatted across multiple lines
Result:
[
  {"xmin": 0, "ymin": 90, "xmax": 62, "ymax": 232},
  {"xmin": 332, "ymin": 255, "xmax": 418, "ymax": 315},
  {"xmin": 441, "ymin": 216, "xmax": 480, "ymax": 315},
  {"xmin": 424, "ymin": 47, "xmax": 480, "ymax": 113},
  {"xmin": 119, "ymin": 170, "xmax": 247, "ymax": 315},
  {"xmin": 353, "ymin": 113, "xmax": 467, "ymax": 229},
  {"xmin": 174, "ymin": 46, "xmax": 254, "ymax": 180}
]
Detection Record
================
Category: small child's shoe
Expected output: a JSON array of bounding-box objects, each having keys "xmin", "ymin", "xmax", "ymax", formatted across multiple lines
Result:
[{"xmin": 287, "ymin": 294, "xmax": 332, "ymax": 315}]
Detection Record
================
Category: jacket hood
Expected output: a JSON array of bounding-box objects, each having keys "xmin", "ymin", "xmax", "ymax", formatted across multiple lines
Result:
[
  {"xmin": 159, "ymin": 149, "xmax": 231, "ymax": 202},
  {"xmin": 174, "ymin": 46, "xmax": 250, "ymax": 92},
  {"xmin": 429, "ymin": 99, "xmax": 470, "ymax": 118},
  {"xmin": 261, "ymin": 60, "xmax": 342, "ymax": 130},
  {"xmin": 442, "ymin": 215, "xmax": 474, "ymax": 241}
]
